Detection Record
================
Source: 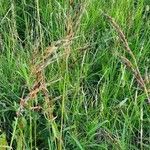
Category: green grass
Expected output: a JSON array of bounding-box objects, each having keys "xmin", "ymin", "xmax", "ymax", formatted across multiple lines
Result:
[{"xmin": 0, "ymin": 0, "xmax": 150, "ymax": 149}]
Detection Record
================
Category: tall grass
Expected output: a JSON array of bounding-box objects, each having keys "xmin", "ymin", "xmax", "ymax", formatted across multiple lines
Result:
[{"xmin": 0, "ymin": 0, "xmax": 150, "ymax": 149}]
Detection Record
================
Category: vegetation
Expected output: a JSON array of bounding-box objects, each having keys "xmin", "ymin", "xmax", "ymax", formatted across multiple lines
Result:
[{"xmin": 0, "ymin": 0, "xmax": 150, "ymax": 149}]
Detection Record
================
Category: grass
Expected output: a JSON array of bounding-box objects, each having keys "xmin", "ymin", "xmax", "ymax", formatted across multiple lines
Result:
[{"xmin": 0, "ymin": 0, "xmax": 150, "ymax": 149}]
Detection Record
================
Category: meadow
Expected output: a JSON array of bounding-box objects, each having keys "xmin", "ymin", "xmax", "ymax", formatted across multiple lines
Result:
[{"xmin": 0, "ymin": 0, "xmax": 150, "ymax": 149}]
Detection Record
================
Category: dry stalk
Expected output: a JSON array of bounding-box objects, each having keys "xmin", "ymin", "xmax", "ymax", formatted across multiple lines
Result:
[
  {"xmin": 72, "ymin": 2, "xmax": 86, "ymax": 32},
  {"xmin": 17, "ymin": 3, "xmax": 87, "ymax": 148},
  {"xmin": 63, "ymin": 1, "xmax": 86, "ymax": 59},
  {"xmin": 103, "ymin": 12, "xmax": 150, "ymax": 103},
  {"xmin": 16, "ymin": 1, "xmax": 86, "ymax": 115},
  {"xmin": 10, "ymin": 3, "xmax": 88, "ymax": 150},
  {"xmin": 16, "ymin": 35, "xmax": 75, "ymax": 116},
  {"xmin": 120, "ymin": 56, "xmax": 145, "ymax": 88}
]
